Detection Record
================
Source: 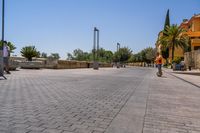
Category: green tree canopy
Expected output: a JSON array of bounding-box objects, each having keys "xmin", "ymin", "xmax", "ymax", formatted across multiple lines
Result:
[
  {"xmin": 72, "ymin": 49, "xmax": 91, "ymax": 61},
  {"xmin": 21, "ymin": 46, "xmax": 39, "ymax": 61},
  {"xmin": 144, "ymin": 47, "xmax": 156, "ymax": 63},
  {"xmin": 128, "ymin": 47, "xmax": 156, "ymax": 63},
  {"xmin": 159, "ymin": 25, "xmax": 189, "ymax": 61},
  {"xmin": 41, "ymin": 52, "xmax": 47, "ymax": 58},
  {"xmin": 68, "ymin": 48, "xmax": 113, "ymax": 63},
  {"xmin": 164, "ymin": 9, "xmax": 170, "ymax": 32},
  {"xmin": 113, "ymin": 47, "xmax": 132, "ymax": 63},
  {"xmin": 161, "ymin": 47, "xmax": 169, "ymax": 62},
  {"xmin": 0, "ymin": 41, "xmax": 16, "ymax": 53},
  {"xmin": 67, "ymin": 53, "xmax": 74, "ymax": 60},
  {"xmin": 104, "ymin": 50, "xmax": 113, "ymax": 63},
  {"xmin": 49, "ymin": 53, "xmax": 60, "ymax": 60},
  {"xmin": 158, "ymin": 9, "xmax": 171, "ymax": 64},
  {"xmin": 97, "ymin": 48, "xmax": 113, "ymax": 63}
]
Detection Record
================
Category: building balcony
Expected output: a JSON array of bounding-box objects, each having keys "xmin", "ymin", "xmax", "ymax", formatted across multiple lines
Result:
[
  {"xmin": 191, "ymin": 39, "xmax": 200, "ymax": 44},
  {"xmin": 187, "ymin": 31, "xmax": 200, "ymax": 37}
]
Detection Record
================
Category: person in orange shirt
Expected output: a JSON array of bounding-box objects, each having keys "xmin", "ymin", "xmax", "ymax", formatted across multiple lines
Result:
[{"xmin": 155, "ymin": 52, "xmax": 163, "ymax": 77}]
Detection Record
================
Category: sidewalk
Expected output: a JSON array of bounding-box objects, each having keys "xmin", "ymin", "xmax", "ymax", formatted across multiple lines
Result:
[
  {"xmin": 106, "ymin": 68, "xmax": 200, "ymax": 133},
  {"xmin": 163, "ymin": 68, "xmax": 200, "ymax": 88}
]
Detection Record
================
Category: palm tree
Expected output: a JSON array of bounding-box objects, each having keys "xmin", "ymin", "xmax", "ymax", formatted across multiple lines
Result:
[
  {"xmin": 0, "ymin": 41, "xmax": 16, "ymax": 53},
  {"xmin": 21, "ymin": 46, "xmax": 39, "ymax": 61},
  {"xmin": 159, "ymin": 24, "xmax": 189, "ymax": 61}
]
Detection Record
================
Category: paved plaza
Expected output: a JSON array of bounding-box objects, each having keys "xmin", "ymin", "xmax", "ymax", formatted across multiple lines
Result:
[{"xmin": 0, "ymin": 67, "xmax": 200, "ymax": 133}]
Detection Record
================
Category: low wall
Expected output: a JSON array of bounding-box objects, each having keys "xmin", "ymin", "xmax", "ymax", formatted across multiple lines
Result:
[
  {"xmin": 10, "ymin": 56, "xmax": 26, "ymax": 62},
  {"xmin": 100, "ymin": 63, "xmax": 112, "ymax": 68},
  {"xmin": 20, "ymin": 61, "xmax": 43, "ymax": 69},
  {"xmin": 10, "ymin": 57, "xmax": 112, "ymax": 69},
  {"xmin": 184, "ymin": 50, "xmax": 200, "ymax": 69},
  {"xmin": 128, "ymin": 62, "xmax": 145, "ymax": 67},
  {"xmin": 56, "ymin": 60, "xmax": 89, "ymax": 69},
  {"xmin": 56, "ymin": 60, "xmax": 112, "ymax": 69}
]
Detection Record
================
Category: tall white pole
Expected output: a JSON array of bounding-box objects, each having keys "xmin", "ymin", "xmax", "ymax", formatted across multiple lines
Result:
[{"xmin": 0, "ymin": 0, "xmax": 5, "ymax": 78}]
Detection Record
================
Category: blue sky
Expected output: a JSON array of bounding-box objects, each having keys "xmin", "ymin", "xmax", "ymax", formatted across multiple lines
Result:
[{"xmin": 1, "ymin": 0, "xmax": 200, "ymax": 59}]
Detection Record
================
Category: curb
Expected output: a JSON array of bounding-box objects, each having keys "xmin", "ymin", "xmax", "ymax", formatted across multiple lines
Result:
[{"xmin": 163, "ymin": 70, "xmax": 200, "ymax": 89}]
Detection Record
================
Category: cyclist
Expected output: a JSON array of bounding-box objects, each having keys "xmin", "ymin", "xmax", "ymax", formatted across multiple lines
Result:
[{"xmin": 155, "ymin": 52, "xmax": 163, "ymax": 77}]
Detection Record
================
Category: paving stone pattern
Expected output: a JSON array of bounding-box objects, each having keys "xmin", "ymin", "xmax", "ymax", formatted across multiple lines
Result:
[
  {"xmin": 143, "ymin": 72, "xmax": 200, "ymax": 133},
  {"xmin": 0, "ymin": 68, "xmax": 149, "ymax": 133}
]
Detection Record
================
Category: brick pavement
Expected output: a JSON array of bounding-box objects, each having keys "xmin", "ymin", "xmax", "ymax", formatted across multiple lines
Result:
[
  {"xmin": 0, "ymin": 68, "xmax": 149, "ymax": 133},
  {"xmin": 1, "ymin": 68, "xmax": 200, "ymax": 133},
  {"xmin": 106, "ymin": 67, "xmax": 200, "ymax": 133},
  {"xmin": 143, "ymin": 69, "xmax": 200, "ymax": 133}
]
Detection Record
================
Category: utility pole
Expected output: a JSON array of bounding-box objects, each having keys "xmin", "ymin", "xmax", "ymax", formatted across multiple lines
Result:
[{"xmin": 0, "ymin": 0, "xmax": 6, "ymax": 79}]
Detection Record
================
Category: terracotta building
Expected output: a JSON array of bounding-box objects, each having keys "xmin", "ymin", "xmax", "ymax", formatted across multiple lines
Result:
[
  {"xmin": 156, "ymin": 14, "xmax": 200, "ymax": 64},
  {"xmin": 180, "ymin": 14, "xmax": 200, "ymax": 51}
]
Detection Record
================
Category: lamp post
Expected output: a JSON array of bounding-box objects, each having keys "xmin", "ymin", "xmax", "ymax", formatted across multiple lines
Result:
[
  {"xmin": 93, "ymin": 27, "xmax": 99, "ymax": 70},
  {"xmin": 117, "ymin": 43, "xmax": 120, "ymax": 52},
  {"xmin": 0, "ymin": 0, "xmax": 6, "ymax": 79},
  {"xmin": 117, "ymin": 43, "xmax": 120, "ymax": 68}
]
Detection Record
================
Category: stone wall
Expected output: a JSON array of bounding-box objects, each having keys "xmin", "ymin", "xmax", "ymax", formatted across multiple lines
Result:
[
  {"xmin": 99, "ymin": 63, "xmax": 112, "ymax": 68},
  {"xmin": 9, "ymin": 57, "xmax": 112, "ymax": 69},
  {"xmin": 56, "ymin": 60, "xmax": 89, "ymax": 69},
  {"xmin": 184, "ymin": 50, "xmax": 200, "ymax": 69},
  {"xmin": 56, "ymin": 60, "xmax": 112, "ymax": 69},
  {"xmin": 128, "ymin": 62, "xmax": 145, "ymax": 67}
]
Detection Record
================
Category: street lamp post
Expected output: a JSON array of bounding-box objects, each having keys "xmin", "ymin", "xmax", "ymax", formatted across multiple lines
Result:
[
  {"xmin": 93, "ymin": 27, "xmax": 99, "ymax": 70},
  {"xmin": 117, "ymin": 43, "xmax": 120, "ymax": 52},
  {"xmin": 0, "ymin": 0, "xmax": 6, "ymax": 79},
  {"xmin": 117, "ymin": 43, "xmax": 120, "ymax": 68}
]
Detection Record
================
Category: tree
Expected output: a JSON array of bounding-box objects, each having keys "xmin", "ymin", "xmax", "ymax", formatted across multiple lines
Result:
[
  {"xmin": 68, "ymin": 48, "xmax": 113, "ymax": 63},
  {"xmin": 97, "ymin": 48, "xmax": 113, "ymax": 63},
  {"xmin": 164, "ymin": 9, "xmax": 170, "ymax": 33},
  {"xmin": 36, "ymin": 51, "xmax": 41, "ymax": 58},
  {"xmin": 144, "ymin": 47, "xmax": 156, "ymax": 63},
  {"xmin": 98, "ymin": 48, "xmax": 106, "ymax": 58},
  {"xmin": 161, "ymin": 47, "xmax": 169, "ymax": 64},
  {"xmin": 49, "ymin": 53, "xmax": 60, "ymax": 60},
  {"xmin": 129, "ymin": 47, "xmax": 156, "ymax": 63},
  {"xmin": 0, "ymin": 41, "xmax": 16, "ymax": 53},
  {"xmin": 113, "ymin": 47, "xmax": 132, "ymax": 63},
  {"xmin": 160, "ymin": 9, "xmax": 170, "ymax": 63},
  {"xmin": 67, "ymin": 53, "xmax": 73, "ymax": 60},
  {"xmin": 41, "ymin": 52, "xmax": 47, "ymax": 58},
  {"xmin": 104, "ymin": 50, "xmax": 113, "ymax": 63},
  {"xmin": 72, "ymin": 49, "xmax": 90, "ymax": 61},
  {"xmin": 73, "ymin": 49, "xmax": 83, "ymax": 57},
  {"xmin": 73, "ymin": 49, "xmax": 84, "ymax": 61},
  {"xmin": 21, "ymin": 46, "xmax": 39, "ymax": 61},
  {"xmin": 159, "ymin": 25, "xmax": 189, "ymax": 61}
]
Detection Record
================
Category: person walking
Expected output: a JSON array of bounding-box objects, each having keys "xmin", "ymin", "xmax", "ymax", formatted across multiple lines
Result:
[
  {"xmin": 155, "ymin": 52, "xmax": 163, "ymax": 77},
  {"xmin": 3, "ymin": 42, "xmax": 11, "ymax": 74}
]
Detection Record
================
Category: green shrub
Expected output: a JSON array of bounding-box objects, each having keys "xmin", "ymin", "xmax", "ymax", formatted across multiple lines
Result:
[
  {"xmin": 172, "ymin": 57, "xmax": 183, "ymax": 64},
  {"xmin": 21, "ymin": 46, "xmax": 39, "ymax": 61}
]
